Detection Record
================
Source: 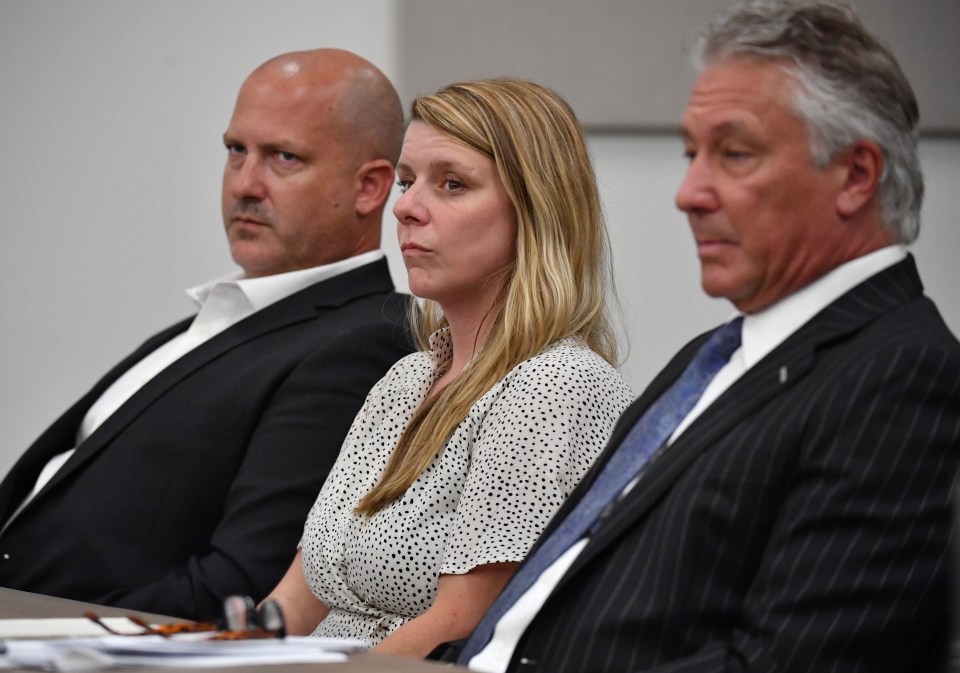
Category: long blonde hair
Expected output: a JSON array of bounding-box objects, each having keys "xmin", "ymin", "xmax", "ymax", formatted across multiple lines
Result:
[{"xmin": 356, "ymin": 78, "xmax": 619, "ymax": 515}]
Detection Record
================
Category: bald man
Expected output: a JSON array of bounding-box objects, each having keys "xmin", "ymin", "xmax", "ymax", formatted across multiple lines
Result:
[{"xmin": 0, "ymin": 50, "xmax": 413, "ymax": 620}]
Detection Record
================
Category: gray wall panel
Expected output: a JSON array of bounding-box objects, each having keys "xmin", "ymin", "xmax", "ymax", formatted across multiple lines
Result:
[{"xmin": 396, "ymin": 0, "xmax": 960, "ymax": 133}]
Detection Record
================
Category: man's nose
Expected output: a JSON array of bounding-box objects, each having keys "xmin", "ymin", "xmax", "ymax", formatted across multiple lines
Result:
[
  {"xmin": 675, "ymin": 158, "xmax": 718, "ymax": 214},
  {"xmin": 226, "ymin": 158, "xmax": 267, "ymax": 201}
]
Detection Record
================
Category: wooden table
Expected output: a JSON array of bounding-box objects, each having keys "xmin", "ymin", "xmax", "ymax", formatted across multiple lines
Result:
[{"xmin": 0, "ymin": 588, "xmax": 458, "ymax": 672}]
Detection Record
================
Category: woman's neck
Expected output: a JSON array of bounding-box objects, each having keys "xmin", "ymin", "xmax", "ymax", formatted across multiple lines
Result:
[{"xmin": 431, "ymin": 299, "xmax": 498, "ymax": 395}]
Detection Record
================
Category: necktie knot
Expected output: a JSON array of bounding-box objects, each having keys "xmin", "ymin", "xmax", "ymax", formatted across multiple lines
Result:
[
  {"xmin": 693, "ymin": 316, "xmax": 743, "ymax": 377},
  {"xmin": 707, "ymin": 316, "xmax": 744, "ymax": 360}
]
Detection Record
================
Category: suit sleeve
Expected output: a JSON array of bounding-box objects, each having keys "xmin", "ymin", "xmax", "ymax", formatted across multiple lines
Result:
[
  {"xmin": 102, "ymin": 317, "xmax": 412, "ymax": 620},
  {"xmin": 640, "ymin": 340, "xmax": 960, "ymax": 673}
]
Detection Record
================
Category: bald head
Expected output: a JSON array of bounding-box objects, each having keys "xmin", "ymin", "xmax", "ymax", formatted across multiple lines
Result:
[
  {"xmin": 245, "ymin": 49, "xmax": 404, "ymax": 167},
  {"xmin": 221, "ymin": 49, "xmax": 403, "ymax": 277}
]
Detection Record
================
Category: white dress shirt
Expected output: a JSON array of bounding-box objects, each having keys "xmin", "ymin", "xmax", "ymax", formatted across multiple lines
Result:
[
  {"xmin": 8, "ymin": 251, "xmax": 384, "ymax": 527},
  {"xmin": 469, "ymin": 245, "xmax": 908, "ymax": 673}
]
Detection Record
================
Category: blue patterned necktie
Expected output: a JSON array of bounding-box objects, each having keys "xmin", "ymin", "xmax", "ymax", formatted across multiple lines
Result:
[{"xmin": 459, "ymin": 317, "xmax": 744, "ymax": 665}]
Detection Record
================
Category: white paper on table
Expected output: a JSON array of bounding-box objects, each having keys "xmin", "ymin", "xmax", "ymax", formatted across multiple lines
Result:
[
  {"xmin": 0, "ymin": 618, "xmax": 143, "ymax": 639},
  {"xmin": 0, "ymin": 634, "xmax": 366, "ymax": 670}
]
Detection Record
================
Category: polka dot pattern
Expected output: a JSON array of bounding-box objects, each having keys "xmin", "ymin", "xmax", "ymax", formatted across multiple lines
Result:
[{"xmin": 299, "ymin": 328, "xmax": 633, "ymax": 646}]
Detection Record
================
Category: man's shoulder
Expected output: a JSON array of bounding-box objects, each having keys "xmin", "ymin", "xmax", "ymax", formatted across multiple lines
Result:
[
  {"xmin": 266, "ymin": 257, "xmax": 409, "ymax": 325},
  {"xmin": 825, "ymin": 254, "xmax": 959, "ymax": 355},
  {"xmin": 264, "ymin": 287, "xmax": 411, "ymax": 348},
  {"xmin": 288, "ymin": 257, "xmax": 396, "ymax": 302},
  {"xmin": 855, "ymin": 293, "xmax": 960, "ymax": 358}
]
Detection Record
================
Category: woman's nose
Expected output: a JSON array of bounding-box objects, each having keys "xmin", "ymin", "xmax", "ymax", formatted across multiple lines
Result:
[{"xmin": 393, "ymin": 186, "xmax": 428, "ymax": 225}]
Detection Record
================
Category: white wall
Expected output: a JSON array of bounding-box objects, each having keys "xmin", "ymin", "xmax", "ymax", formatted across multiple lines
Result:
[
  {"xmin": 0, "ymin": 1, "xmax": 399, "ymax": 476},
  {"xmin": 1, "ymin": 2, "xmax": 958, "ymax": 478}
]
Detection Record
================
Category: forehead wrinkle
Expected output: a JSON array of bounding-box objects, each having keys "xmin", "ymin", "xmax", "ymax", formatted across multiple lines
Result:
[
  {"xmin": 430, "ymin": 157, "xmax": 480, "ymax": 175},
  {"xmin": 711, "ymin": 120, "xmax": 752, "ymax": 138},
  {"xmin": 222, "ymin": 122, "xmax": 312, "ymax": 155},
  {"xmin": 397, "ymin": 156, "xmax": 482, "ymax": 177},
  {"xmin": 683, "ymin": 116, "xmax": 754, "ymax": 144}
]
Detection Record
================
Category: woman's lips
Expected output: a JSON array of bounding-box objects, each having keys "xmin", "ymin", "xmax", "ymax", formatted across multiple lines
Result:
[{"xmin": 401, "ymin": 243, "xmax": 430, "ymax": 254}]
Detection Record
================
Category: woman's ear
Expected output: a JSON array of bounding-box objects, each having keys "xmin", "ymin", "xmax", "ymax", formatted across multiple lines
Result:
[
  {"xmin": 836, "ymin": 139, "xmax": 884, "ymax": 218},
  {"xmin": 355, "ymin": 159, "xmax": 396, "ymax": 217}
]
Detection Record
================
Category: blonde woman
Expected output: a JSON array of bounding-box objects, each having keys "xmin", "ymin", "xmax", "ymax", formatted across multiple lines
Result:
[{"xmin": 265, "ymin": 79, "xmax": 632, "ymax": 657}]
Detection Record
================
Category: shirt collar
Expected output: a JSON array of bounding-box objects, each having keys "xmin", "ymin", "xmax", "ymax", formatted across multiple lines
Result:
[
  {"xmin": 186, "ymin": 250, "xmax": 384, "ymax": 312},
  {"xmin": 739, "ymin": 245, "xmax": 908, "ymax": 368},
  {"xmin": 427, "ymin": 327, "xmax": 454, "ymax": 369}
]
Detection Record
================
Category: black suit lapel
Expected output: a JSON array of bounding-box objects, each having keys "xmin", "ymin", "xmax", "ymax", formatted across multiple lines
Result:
[
  {"xmin": 0, "ymin": 319, "xmax": 192, "ymax": 524},
  {"xmin": 554, "ymin": 254, "xmax": 925, "ymax": 585},
  {"xmin": 27, "ymin": 259, "xmax": 396, "ymax": 505},
  {"xmin": 570, "ymin": 338, "xmax": 817, "ymax": 576}
]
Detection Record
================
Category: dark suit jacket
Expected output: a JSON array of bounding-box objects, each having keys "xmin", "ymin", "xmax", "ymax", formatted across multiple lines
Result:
[
  {"xmin": 490, "ymin": 256, "xmax": 960, "ymax": 673},
  {"xmin": 0, "ymin": 258, "xmax": 412, "ymax": 620}
]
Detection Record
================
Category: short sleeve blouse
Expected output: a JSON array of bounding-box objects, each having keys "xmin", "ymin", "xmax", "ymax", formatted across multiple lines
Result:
[{"xmin": 299, "ymin": 329, "xmax": 633, "ymax": 646}]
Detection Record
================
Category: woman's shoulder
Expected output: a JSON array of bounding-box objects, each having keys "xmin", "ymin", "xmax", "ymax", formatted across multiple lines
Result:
[
  {"xmin": 505, "ymin": 336, "xmax": 632, "ymax": 396},
  {"xmin": 360, "ymin": 348, "xmax": 435, "ymax": 403},
  {"xmin": 382, "ymin": 348, "xmax": 434, "ymax": 379},
  {"xmin": 521, "ymin": 336, "xmax": 622, "ymax": 374}
]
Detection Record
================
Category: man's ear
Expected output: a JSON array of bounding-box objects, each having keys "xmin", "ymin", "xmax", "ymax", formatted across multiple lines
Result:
[
  {"xmin": 355, "ymin": 159, "xmax": 396, "ymax": 217},
  {"xmin": 836, "ymin": 139, "xmax": 884, "ymax": 218}
]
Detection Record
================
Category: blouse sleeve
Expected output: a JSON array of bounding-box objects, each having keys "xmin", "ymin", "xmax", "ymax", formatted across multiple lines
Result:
[{"xmin": 440, "ymin": 344, "xmax": 632, "ymax": 574}]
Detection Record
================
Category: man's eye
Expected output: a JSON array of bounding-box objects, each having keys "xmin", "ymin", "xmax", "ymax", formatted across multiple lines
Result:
[
  {"xmin": 277, "ymin": 152, "xmax": 298, "ymax": 162},
  {"xmin": 226, "ymin": 144, "xmax": 245, "ymax": 155}
]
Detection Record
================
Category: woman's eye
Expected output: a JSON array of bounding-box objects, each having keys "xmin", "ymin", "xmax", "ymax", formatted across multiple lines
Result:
[
  {"xmin": 396, "ymin": 178, "xmax": 412, "ymax": 193},
  {"xmin": 443, "ymin": 179, "xmax": 464, "ymax": 191}
]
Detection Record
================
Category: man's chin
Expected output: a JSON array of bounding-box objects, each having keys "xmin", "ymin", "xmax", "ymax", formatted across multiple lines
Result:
[
  {"xmin": 700, "ymin": 274, "xmax": 750, "ymax": 309},
  {"xmin": 699, "ymin": 269, "xmax": 732, "ymax": 300},
  {"xmin": 230, "ymin": 245, "xmax": 282, "ymax": 279}
]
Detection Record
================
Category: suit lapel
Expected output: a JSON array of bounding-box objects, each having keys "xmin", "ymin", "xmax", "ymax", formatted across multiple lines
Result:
[
  {"xmin": 573, "ymin": 338, "xmax": 816, "ymax": 572},
  {"xmin": 0, "ymin": 319, "xmax": 193, "ymax": 524},
  {"xmin": 555, "ymin": 255, "xmax": 925, "ymax": 584},
  {"xmin": 30, "ymin": 259, "xmax": 396, "ymax": 503}
]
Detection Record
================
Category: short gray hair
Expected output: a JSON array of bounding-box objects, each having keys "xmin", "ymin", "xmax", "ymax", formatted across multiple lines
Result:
[{"xmin": 692, "ymin": 0, "xmax": 923, "ymax": 243}]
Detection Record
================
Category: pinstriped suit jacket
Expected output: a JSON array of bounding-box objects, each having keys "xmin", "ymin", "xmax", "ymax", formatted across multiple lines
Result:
[{"xmin": 498, "ymin": 255, "xmax": 960, "ymax": 673}]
